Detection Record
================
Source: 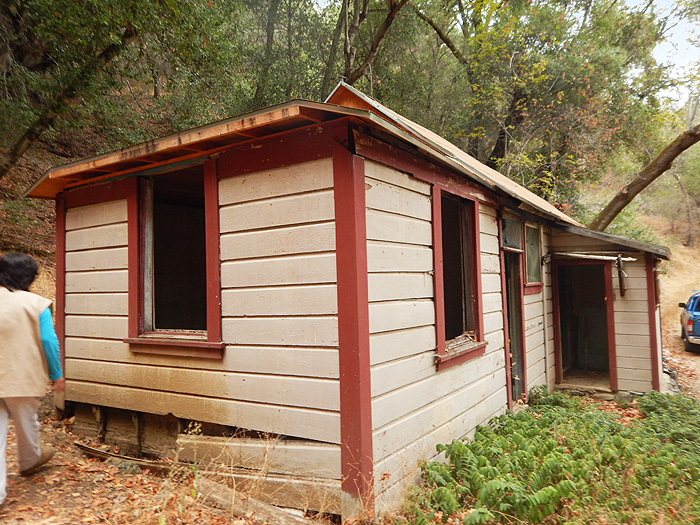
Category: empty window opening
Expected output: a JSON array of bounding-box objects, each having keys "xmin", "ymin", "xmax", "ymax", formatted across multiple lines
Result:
[
  {"xmin": 144, "ymin": 168, "xmax": 207, "ymax": 332},
  {"xmin": 441, "ymin": 193, "xmax": 477, "ymax": 342}
]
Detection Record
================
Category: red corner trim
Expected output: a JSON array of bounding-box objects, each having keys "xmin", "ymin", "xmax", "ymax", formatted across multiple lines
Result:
[
  {"xmin": 126, "ymin": 178, "xmax": 141, "ymax": 339},
  {"xmin": 551, "ymin": 261, "xmax": 563, "ymax": 386},
  {"xmin": 646, "ymin": 254, "xmax": 661, "ymax": 391},
  {"xmin": 333, "ymin": 141, "xmax": 373, "ymax": 509},
  {"xmin": 432, "ymin": 185, "xmax": 446, "ymax": 356},
  {"xmin": 55, "ymin": 194, "xmax": 66, "ymax": 374},
  {"xmin": 204, "ymin": 159, "xmax": 222, "ymax": 343},
  {"xmin": 604, "ymin": 262, "xmax": 619, "ymax": 391}
]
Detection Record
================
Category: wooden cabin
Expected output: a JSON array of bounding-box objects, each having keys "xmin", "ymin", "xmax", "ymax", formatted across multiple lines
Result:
[{"xmin": 27, "ymin": 83, "xmax": 669, "ymax": 519}]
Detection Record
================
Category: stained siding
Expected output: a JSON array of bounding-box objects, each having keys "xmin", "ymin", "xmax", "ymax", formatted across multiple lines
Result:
[
  {"xmin": 612, "ymin": 257, "xmax": 653, "ymax": 392},
  {"xmin": 64, "ymin": 159, "xmax": 342, "ymax": 449},
  {"xmin": 364, "ymin": 162, "xmax": 507, "ymax": 511},
  {"xmin": 219, "ymin": 158, "xmax": 342, "ymax": 443}
]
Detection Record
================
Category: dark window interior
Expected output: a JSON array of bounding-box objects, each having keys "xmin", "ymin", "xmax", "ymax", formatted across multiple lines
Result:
[
  {"xmin": 151, "ymin": 168, "xmax": 207, "ymax": 331},
  {"xmin": 441, "ymin": 193, "xmax": 476, "ymax": 341}
]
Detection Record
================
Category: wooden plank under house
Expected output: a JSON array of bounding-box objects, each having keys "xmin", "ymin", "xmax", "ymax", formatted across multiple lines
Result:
[{"xmin": 27, "ymin": 82, "xmax": 670, "ymax": 520}]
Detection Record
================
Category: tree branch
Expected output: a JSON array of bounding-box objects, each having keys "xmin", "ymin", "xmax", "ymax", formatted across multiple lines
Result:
[
  {"xmin": 344, "ymin": 0, "xmax": 409, "ymax": 85},
  {"xmin": 413, "ymin": 6, "xmax": 469, "ymax": 66},
  {"xmin": 588, "ymin": 123, "xmax": 700, "ymax": 231},
  {"xmin": 0, "ymin": 23, "xmax": 138, "ymax": 183}
]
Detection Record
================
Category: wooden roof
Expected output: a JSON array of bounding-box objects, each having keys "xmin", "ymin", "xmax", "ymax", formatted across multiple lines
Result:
[
  {"xmin": 25, "ymin": 101, "xmax": 363, "ymax": 198},
  {"xmin": 23, "ymin": 83, "xmax": 671, "ymax": 259}
]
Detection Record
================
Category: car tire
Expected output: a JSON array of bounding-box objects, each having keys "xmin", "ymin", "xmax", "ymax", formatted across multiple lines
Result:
[{"xmin": 684, "ymin": 336, "xmax": 699, "ymax": 353}]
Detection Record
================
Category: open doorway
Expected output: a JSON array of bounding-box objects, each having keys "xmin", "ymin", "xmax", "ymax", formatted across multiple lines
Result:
[{"xmin": 555, "ymin": 262, "xmax": 614, "ymax": 390}]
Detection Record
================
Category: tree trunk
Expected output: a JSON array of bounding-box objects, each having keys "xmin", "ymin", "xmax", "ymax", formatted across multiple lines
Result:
[
  {"xmin": 344, "ymin": 0, "xmax": 408, "ymax": 86},
  {"xmin": 252, "ymin": 0, "xmax": 282, "ymax": 106},
  {"xmin": 486, "ymin": 90, "xmax": 526, "ymax": 169},
  {"xmin": 0, "ymin": 23, "xmax": 138, "ymax": 184},
  {"xmin": 320, "ymin": 5, "xmax": 345, "ymax": 97},
  {"xmin": 673, "ymin": 173, "xmax": 695, "ymax": 247},
  {"xmin": 588, "ymin": 123, "xmax": 700, "ymax": 231}
]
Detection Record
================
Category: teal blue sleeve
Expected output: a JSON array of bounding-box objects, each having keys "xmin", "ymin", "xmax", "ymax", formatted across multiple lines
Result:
[{"xmin": 39, "ymin": 307, "xmax": 63, "ymax": 381}]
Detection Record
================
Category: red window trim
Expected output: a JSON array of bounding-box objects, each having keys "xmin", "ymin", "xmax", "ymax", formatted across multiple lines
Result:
[
  {"xmin": 125, "ymin": 158, "xmax": 223, "ymax": 357},
  {"xmin": 432, "ymin": 184, "xmax": 486, "ymax": 371}
]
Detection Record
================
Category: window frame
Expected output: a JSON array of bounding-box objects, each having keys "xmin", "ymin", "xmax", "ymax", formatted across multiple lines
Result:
[
  {"xmin": 524, "ymin": 223, "xmax": 543, "ymax": 292},
  {"xmin": 125, "ymin": 159, "xmax": 224, "ymax": 358},
  {"xmin": 432, "ymin": 185, "xmax": 486, "ymax": 371}
]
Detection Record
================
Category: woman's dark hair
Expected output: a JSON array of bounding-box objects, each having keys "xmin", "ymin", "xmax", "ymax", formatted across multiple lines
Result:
[{"xmin": 0, "ymin": 253, "xmax": 39, "ymax": 292}]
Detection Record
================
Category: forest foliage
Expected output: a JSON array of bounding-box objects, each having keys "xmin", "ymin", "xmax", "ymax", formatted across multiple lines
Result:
[{"xmin": 0, "ymin": 0, "xmax": 698, "ymax": 237}]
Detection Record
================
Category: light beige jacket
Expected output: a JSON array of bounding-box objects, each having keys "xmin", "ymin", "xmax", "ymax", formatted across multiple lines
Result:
[{"xmin": 0, "ymin": 287, "xmax": 52, "ymax": 398}]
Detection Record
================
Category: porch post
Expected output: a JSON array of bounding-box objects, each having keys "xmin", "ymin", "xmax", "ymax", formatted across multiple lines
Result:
[
  {"xmin": 646, "ymin": 254, "xmax": 662, "ymax": 391},
  {"xmin": 332, "ymin": 141, "xmax": 374, "ymax": 517}
]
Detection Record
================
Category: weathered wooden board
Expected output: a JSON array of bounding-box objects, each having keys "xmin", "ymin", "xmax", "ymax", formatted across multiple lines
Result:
[
  {"xmin": 614, "ymin": 333, "xmax": 650, "ymax": 347},
  {"xmin": 65, "ymin": 270, "xmax": 128, "ymax": 293},
  {"xmin": 616, "ymin": 344, "xmax": 653, "ymax": 359},
  {"xmin": 222, "ymin": 285, "xmax": 337, "ymax": 316},
  {"xmin": 481, "ymin": 274, "xmax": 502, "ymax": 294},
  {"xmin": 65, "ymin": 223, "xmax": 128, "ymax": 252},
  {"xmin": 220, "ymin": 222, "xmax": 336, "ymax": 260},
  {"xmin": 221, "ymin": 254, "xmax": 337, "ymax": 287},
  {"xmin": 370, "ymin": 351, "xmax": 435, "ymax": 398},
  {"xmin": 617, "ymin": 355, "xmax": 652, "ymax": 369},
  {"xmin": 372, "ymin": 383, "xmax": 506, "ymax": 472},
  {"xmin": 369, "ymin": 325, "xmax": 436, "ymax": 366},
  {"xmin": 371, "ymin": 351, "xmax": 504, "ymax": 430},
  {"xmin": 619, "ymin": 366, "xmax": 653, "ymax": 382},
  {"xmin": 482, "ymin": 291, "xmax": 502, "ymax": 315},
  {"xmin": 366, "ymin": 242, "xmax": 433, "ymax": 273},
  {"xmin": 66, "ymin": 359, "xmax": 339, "ymax": 411},
  {"xmin": 65, "ymin": 338, "xmax": 340, "ymax": 378},
  {"xmin": 65, "ymin": 200, "xmax": 128, "ymax": 231},
  {"xmin": 364, "ymin": 179, "xmax": 431, "ymax": 221},
  {"xmin": 219, "ymin": 190, "xmax": 335, "ymax": 233},
  {"xmin": 479, "ymin": 211, "xmax": 499, "ymax": 235},
  {"xmin": 218, "ymin": 159, "xmax": 334, "ymax": 206},
  {"xmin": 374, "ymin": 395, "xmax": 507, "ymax": 507},
  {"xmin": 614, "ymin": 321, "xmax": 651, "ymax": 336},
  {"xmin": 65, "ymin": 247, "xmax": 128, "ymax": 272},
  {"xmin": 67, "ymin": 382, "xmax": 341, "ymax": 443},
  {"xmin": 483, "ymin": 311, "xmax": 504, "ymax": 335},
  {"xmin": 65, "ymin": 315, "xmax": 128, "ymax": 340},
  {"xmin": 617, "ymin": 378, "xmax": 652, "ymax": 392},
  {"xmin": 614, "ymin": 300, "xmax": 652, "ymax": 313},
  {"xmin": 368, "ymin": 300, "xmax": 435, "ymax": 335},
  {"xmin": 481, "ymin": 253, "xmax": 500, "ymax": 274},
  {"xmin": 222, "ymin": 316, "xmax": 339, "ymax": 347},
  {"xmin": 177, "ymin": 435, "xmax": 341, "ymax": 479},
  {"xmin": 365, "ymin": 209, "xmax": 432, "ymax": 246},
  {"xmin": 65, "ymin": 293, "xmax": 128, "ymax": 316},
  {"xmin": 365, "ymin": 160, "xmax": 431, "ymax": 195},
  {"xmin": 480, "ymin": 234, "xmax": 500, "ymax": 255},
  {"xmin": 367, "ymin": 273, "xmax": 433, "ymax": 302}
]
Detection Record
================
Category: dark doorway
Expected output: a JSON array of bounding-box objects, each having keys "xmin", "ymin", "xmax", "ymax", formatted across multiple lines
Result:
[
  {"xmin": 504, "ymin": 251, "xmax": 525, "ymax": 402},
  {"xmin": 556, "ymin": 264, "xmax": 609, "ymax": 382}
]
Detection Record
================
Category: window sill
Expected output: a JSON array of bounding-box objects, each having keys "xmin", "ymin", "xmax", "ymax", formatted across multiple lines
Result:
[
  {"xmin": 524, "ymin": 283, "xmax": 543, "ymax": 295},
  {"xmin": 435, "ymin": 340, "xmax": 487, "ymax": 371},
  {"xmin": 125, "ymin": 335, "xmax": 225, "ymax": 359}
]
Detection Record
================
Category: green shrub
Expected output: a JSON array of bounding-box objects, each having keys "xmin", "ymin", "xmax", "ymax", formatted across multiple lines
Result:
[{"xmin": 405, "ymin": 391, "xmax": 700, "ymax": 524}]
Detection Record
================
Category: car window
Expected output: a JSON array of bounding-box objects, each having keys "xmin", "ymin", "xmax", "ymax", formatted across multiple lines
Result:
[{"xmin": 690, "ymin": 297, "xmax": 700, "ymax": 312}]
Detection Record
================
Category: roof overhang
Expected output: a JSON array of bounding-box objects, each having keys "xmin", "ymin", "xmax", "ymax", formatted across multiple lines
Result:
[
  {"xmin": 553, "ymin": 223, "xmax": 670, "ymax": 260},
  {"xmin": 25, "ymin": 101, "xmax": 366, "ymax": 198}
]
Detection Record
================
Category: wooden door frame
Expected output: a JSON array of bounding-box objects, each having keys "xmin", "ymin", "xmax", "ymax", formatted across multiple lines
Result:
[{"xmin": 551, "ymin": 259, "xmax": 618, "ymax": 390}]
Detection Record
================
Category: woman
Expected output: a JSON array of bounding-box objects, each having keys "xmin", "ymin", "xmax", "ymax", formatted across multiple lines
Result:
[{"xmin": 0, "ymin": 253, "xmax": 64, "ymax": 514}]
